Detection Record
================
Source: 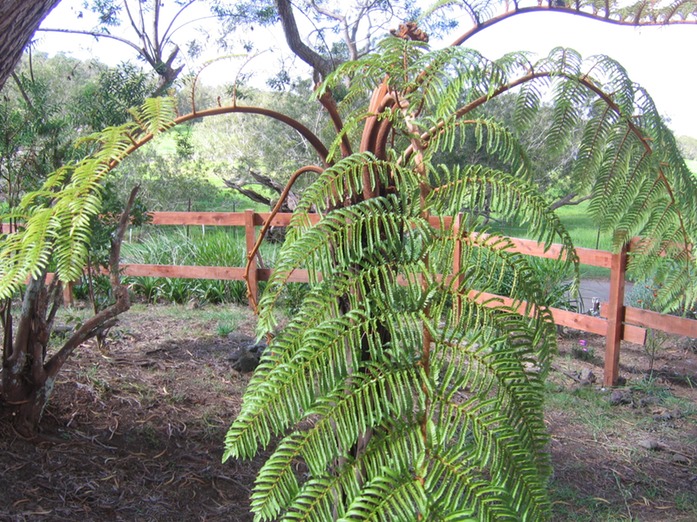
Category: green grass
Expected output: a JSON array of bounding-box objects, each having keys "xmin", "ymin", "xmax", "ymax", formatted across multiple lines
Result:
[
  {"xmin": 128, "ymin": 301, "xmax": 250, "ymax": 324},
  {"xmin": 686, "ymin": 159, "xmax": 697, "ymax": 175},
  {"xmin": 499, "ymin": 200, "xmax": 610, "ymax": 248},
  {"xmin": 498, "ymin": 200, "xmax": 612, "ymax": 278},
  {"xmin": 119, "ymin": 197, "xmax": 616, "ymax": 307},
  {"xmin": 545, "ymin": 376, "xmax": 697, "ymax": 521},
  {"xmin": 122, "ymin": 230, "xmax": 255, "ymax": 304},
  {"xmin": 545, "ymin": 383, "xmax": 619, "ymax": 436}
]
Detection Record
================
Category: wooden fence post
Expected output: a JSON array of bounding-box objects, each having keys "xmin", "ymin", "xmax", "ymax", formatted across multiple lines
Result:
[
  {"xmin": 244, "ymin": 210, "xmax": 258, "ymax": 310},
  {"xmin": 603, "ymin": 242, "xmax": 628, "ymax": 387},
  {"xmin": 62, "ymin": 281, "xmax": 74, "ymax": 307}
]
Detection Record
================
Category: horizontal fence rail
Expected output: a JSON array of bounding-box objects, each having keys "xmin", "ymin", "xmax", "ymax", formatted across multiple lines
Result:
[{"xmin": 7, "ymin": 210, "xmax": 696, "ymax": 386}]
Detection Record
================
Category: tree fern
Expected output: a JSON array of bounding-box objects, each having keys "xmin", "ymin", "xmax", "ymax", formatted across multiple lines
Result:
[{"xmin": 225, "ymin": 31, "xmax": 696, "ymax": 521}]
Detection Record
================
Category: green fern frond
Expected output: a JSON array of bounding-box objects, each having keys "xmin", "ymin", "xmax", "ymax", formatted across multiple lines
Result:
[
  {"xmin": 438, "ymin": 0, "xmax": 697, "ymax": 29},
  {"xmin": 0, "ymin": 97, "xmax": 177, "ymax": 299},
  {"xmin": 340, "ymin": 469, "xmax": 427, "ymax": 522},
  {"xmin": 424, "ymin": 118, "xmax": 533, "ymax": 179},
  {"xmin": 128, "ymin": 96, "xmax": 178, "ymax": 136}
]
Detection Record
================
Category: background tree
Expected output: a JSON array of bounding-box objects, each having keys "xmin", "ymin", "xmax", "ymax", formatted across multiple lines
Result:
[
  {"xmin": 0, "ymin": 54, "xmax": 159, "ymax": 433},
  {"xmin": 436, "ymin": 93, "xmax": 589, "ymax": 214},
  {"xmin": 38, "ymin": 0, "xmax": 207, "ymax": 95},
  {"xmin": 1, "ymin": 52, "xmax": 98, "ymax": 215},
  {"xmin": 190, "ymin": 83, "xmax": 329, "ymax": 210},
  {"xmin": 111, "ymin": 133, "xmax": 242, "ymax": 212},
  {"xmin": 212, "ymin": 0, "xmax": 457, "ymax": 85},
  {"xmin": 3, "ymin": 0, "xmax": 696, "ymax": 96},
  {"xmin": 678, "ymin": 135, "xmax": 697, "ymax": 161}
]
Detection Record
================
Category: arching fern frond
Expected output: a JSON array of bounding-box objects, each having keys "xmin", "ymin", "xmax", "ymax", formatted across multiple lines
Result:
[
  {"xmin": 434, "ymin": 0, "xmax": 697, "ymax": 48},
  {"xmin": 0, "ymin": 97, "xmax": 177, "ymax": 299}
]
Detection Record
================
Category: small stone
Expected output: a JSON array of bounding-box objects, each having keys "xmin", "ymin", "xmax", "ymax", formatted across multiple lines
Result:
[
  {"xmin": 247, "ymin": 341, "xmax": 267, "ymax": 355},
  {"xmin": 652, "ymin": 409, "xmax": 673, "ymax": 422},
  {"xmin": 579, "ymin": 368, "xmax": 596, "ymax": 385},
  {"xmin": 227, "ymin": 347, "xmax": 244, "ymax": 363},
  {"xmin": 637, "ymin": 438, "xmax": 663, "ymax": 451},
  {"xmin": 638, "ymin": 396, "xmax": 659, "ymax": 408},
  {"xmin": 672, "ymin": 453, "xmax": 690, "ymax": 465},
  {"xmin": 227, "ymin": 332, "xmax": 253, "ymax": 344},
  {"xmin": 53, "ymin": 324, "xmax": 75, "ymax": 335},
  {"xmin": 233, "ymin": 351, "xmax": 260, "ymax": 373},
  {"xmin": 609, "ymin": 389, "xmax": 632, "ymax": 406}
]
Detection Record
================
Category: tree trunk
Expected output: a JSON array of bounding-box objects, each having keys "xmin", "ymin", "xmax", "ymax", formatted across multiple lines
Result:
[
  {"xmin": 275, "ymin": 0, "xmax": 334, "ymax": 81},
  {"xmin": 0, "ymin": 187, "xmax": 138, "ymax": 435},
  {"xmin": 224, "ymin": 170, "xmax": 301, "ymax": 242},
  {"xmin": 1, "ymin": 275, "xmax": 60, "ymax": 436},
  {"xmin": 0, "ymin": 0, "xmax": 62, "ymax": 91}
]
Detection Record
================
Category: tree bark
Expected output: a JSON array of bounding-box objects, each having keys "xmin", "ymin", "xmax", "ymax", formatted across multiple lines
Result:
[
  {"xmin": 275, "ymin": 0, "xmax": 334, "ymax": 81},
  {"xmin": 0, "ymin": 0, "xmax": 62, "ymax": 91},
  {"xmin": 1, "ymin": 187, "xmax": 139, "ymax": 435},
  {"xmin": 547, "ymin": 192, "xmax": 592, "ymax": 211},
  {"xmin": 224, "ymin": 170, "xmax": 300, "ymax": 213}
]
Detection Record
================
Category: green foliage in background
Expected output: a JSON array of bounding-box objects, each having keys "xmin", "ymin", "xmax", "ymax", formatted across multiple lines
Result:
[{"xmin": 123, "ymin": 230, "xmax": 251, "ymax": 304}]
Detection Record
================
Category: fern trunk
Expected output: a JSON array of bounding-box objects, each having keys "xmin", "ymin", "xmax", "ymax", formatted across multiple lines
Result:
[{"xmin": 3, "ymin": 371, "xmax": 56, "ymax": 436}]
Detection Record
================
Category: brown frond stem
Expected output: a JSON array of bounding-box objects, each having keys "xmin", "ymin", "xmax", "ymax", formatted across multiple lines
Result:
[
  {"xmin": 359, "ymin": 80, "xmax": 399, "ymax": 199},
  {"xmin": 451, "ymin": 6, "xmax": 697, "ymax": 47},
  {"xmin": 318, "ymin": 88, "xmax": 352, "ymax": 158},
  {"xmin": 244, "ymin": 165, "xmax": 324, "ymax": 314},
  {"xmin": 109, "ymin": 103, "xmax": 331, "ymax": 172}
]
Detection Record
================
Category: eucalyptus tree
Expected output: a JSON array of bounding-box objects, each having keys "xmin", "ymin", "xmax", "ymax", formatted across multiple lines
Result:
[
  {"xmin": 38, "ymin": 0, "xmax": 207, "ymax": 95},
  {"xmin": 213, "ymin": 0, "xmax": 428, "ymax": 84},
  {"xmin": 191, "ymin": 82, "xmax": 330, "ymax": 210}
]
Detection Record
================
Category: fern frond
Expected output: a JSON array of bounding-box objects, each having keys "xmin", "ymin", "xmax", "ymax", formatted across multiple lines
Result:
[
  {"xmin": 227, "ymin": 32, "xmax": 696, "ymax": 522},
  {"xmin": 340, "ymin": 469, "xmax": 427, "ymax": 522},
  {"xmin": 0, "ymin": 97, "xmax": 177, "ymax": 299}
]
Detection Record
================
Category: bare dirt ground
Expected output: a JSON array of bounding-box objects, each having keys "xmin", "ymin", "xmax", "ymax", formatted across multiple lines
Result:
[{"xmin": 1, "ymin": 303, "xmax": 695, "ymax": 521}]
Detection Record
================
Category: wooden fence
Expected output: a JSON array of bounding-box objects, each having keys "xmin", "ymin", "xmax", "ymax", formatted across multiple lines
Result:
[{"xmin": 10, "ymin": 211, "xmax": 696, "ymax": 386}]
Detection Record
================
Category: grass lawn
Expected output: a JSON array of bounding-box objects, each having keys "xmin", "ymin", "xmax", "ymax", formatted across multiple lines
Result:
[
  {"xmin": 500, "ymin": 200, "xmax": 612, "ymax": 278},
  {"xmin": 687, "ymin": 159, "xmax": 697, "ymax": 175}
]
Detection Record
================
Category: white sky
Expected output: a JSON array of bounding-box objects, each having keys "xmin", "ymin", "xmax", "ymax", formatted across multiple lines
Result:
[
  {"xmin": 460, "ymin": 12, "xmax": 697, "ymax": 138},
  {"xmin": 35, "ymin": 2, "xmax": 697, "ymax": 137}
]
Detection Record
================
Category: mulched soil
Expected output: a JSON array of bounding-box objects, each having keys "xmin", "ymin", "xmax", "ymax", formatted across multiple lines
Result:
[{"xmin": 1, "ymin": 304, "xmax": 695, "ymax": 521}]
